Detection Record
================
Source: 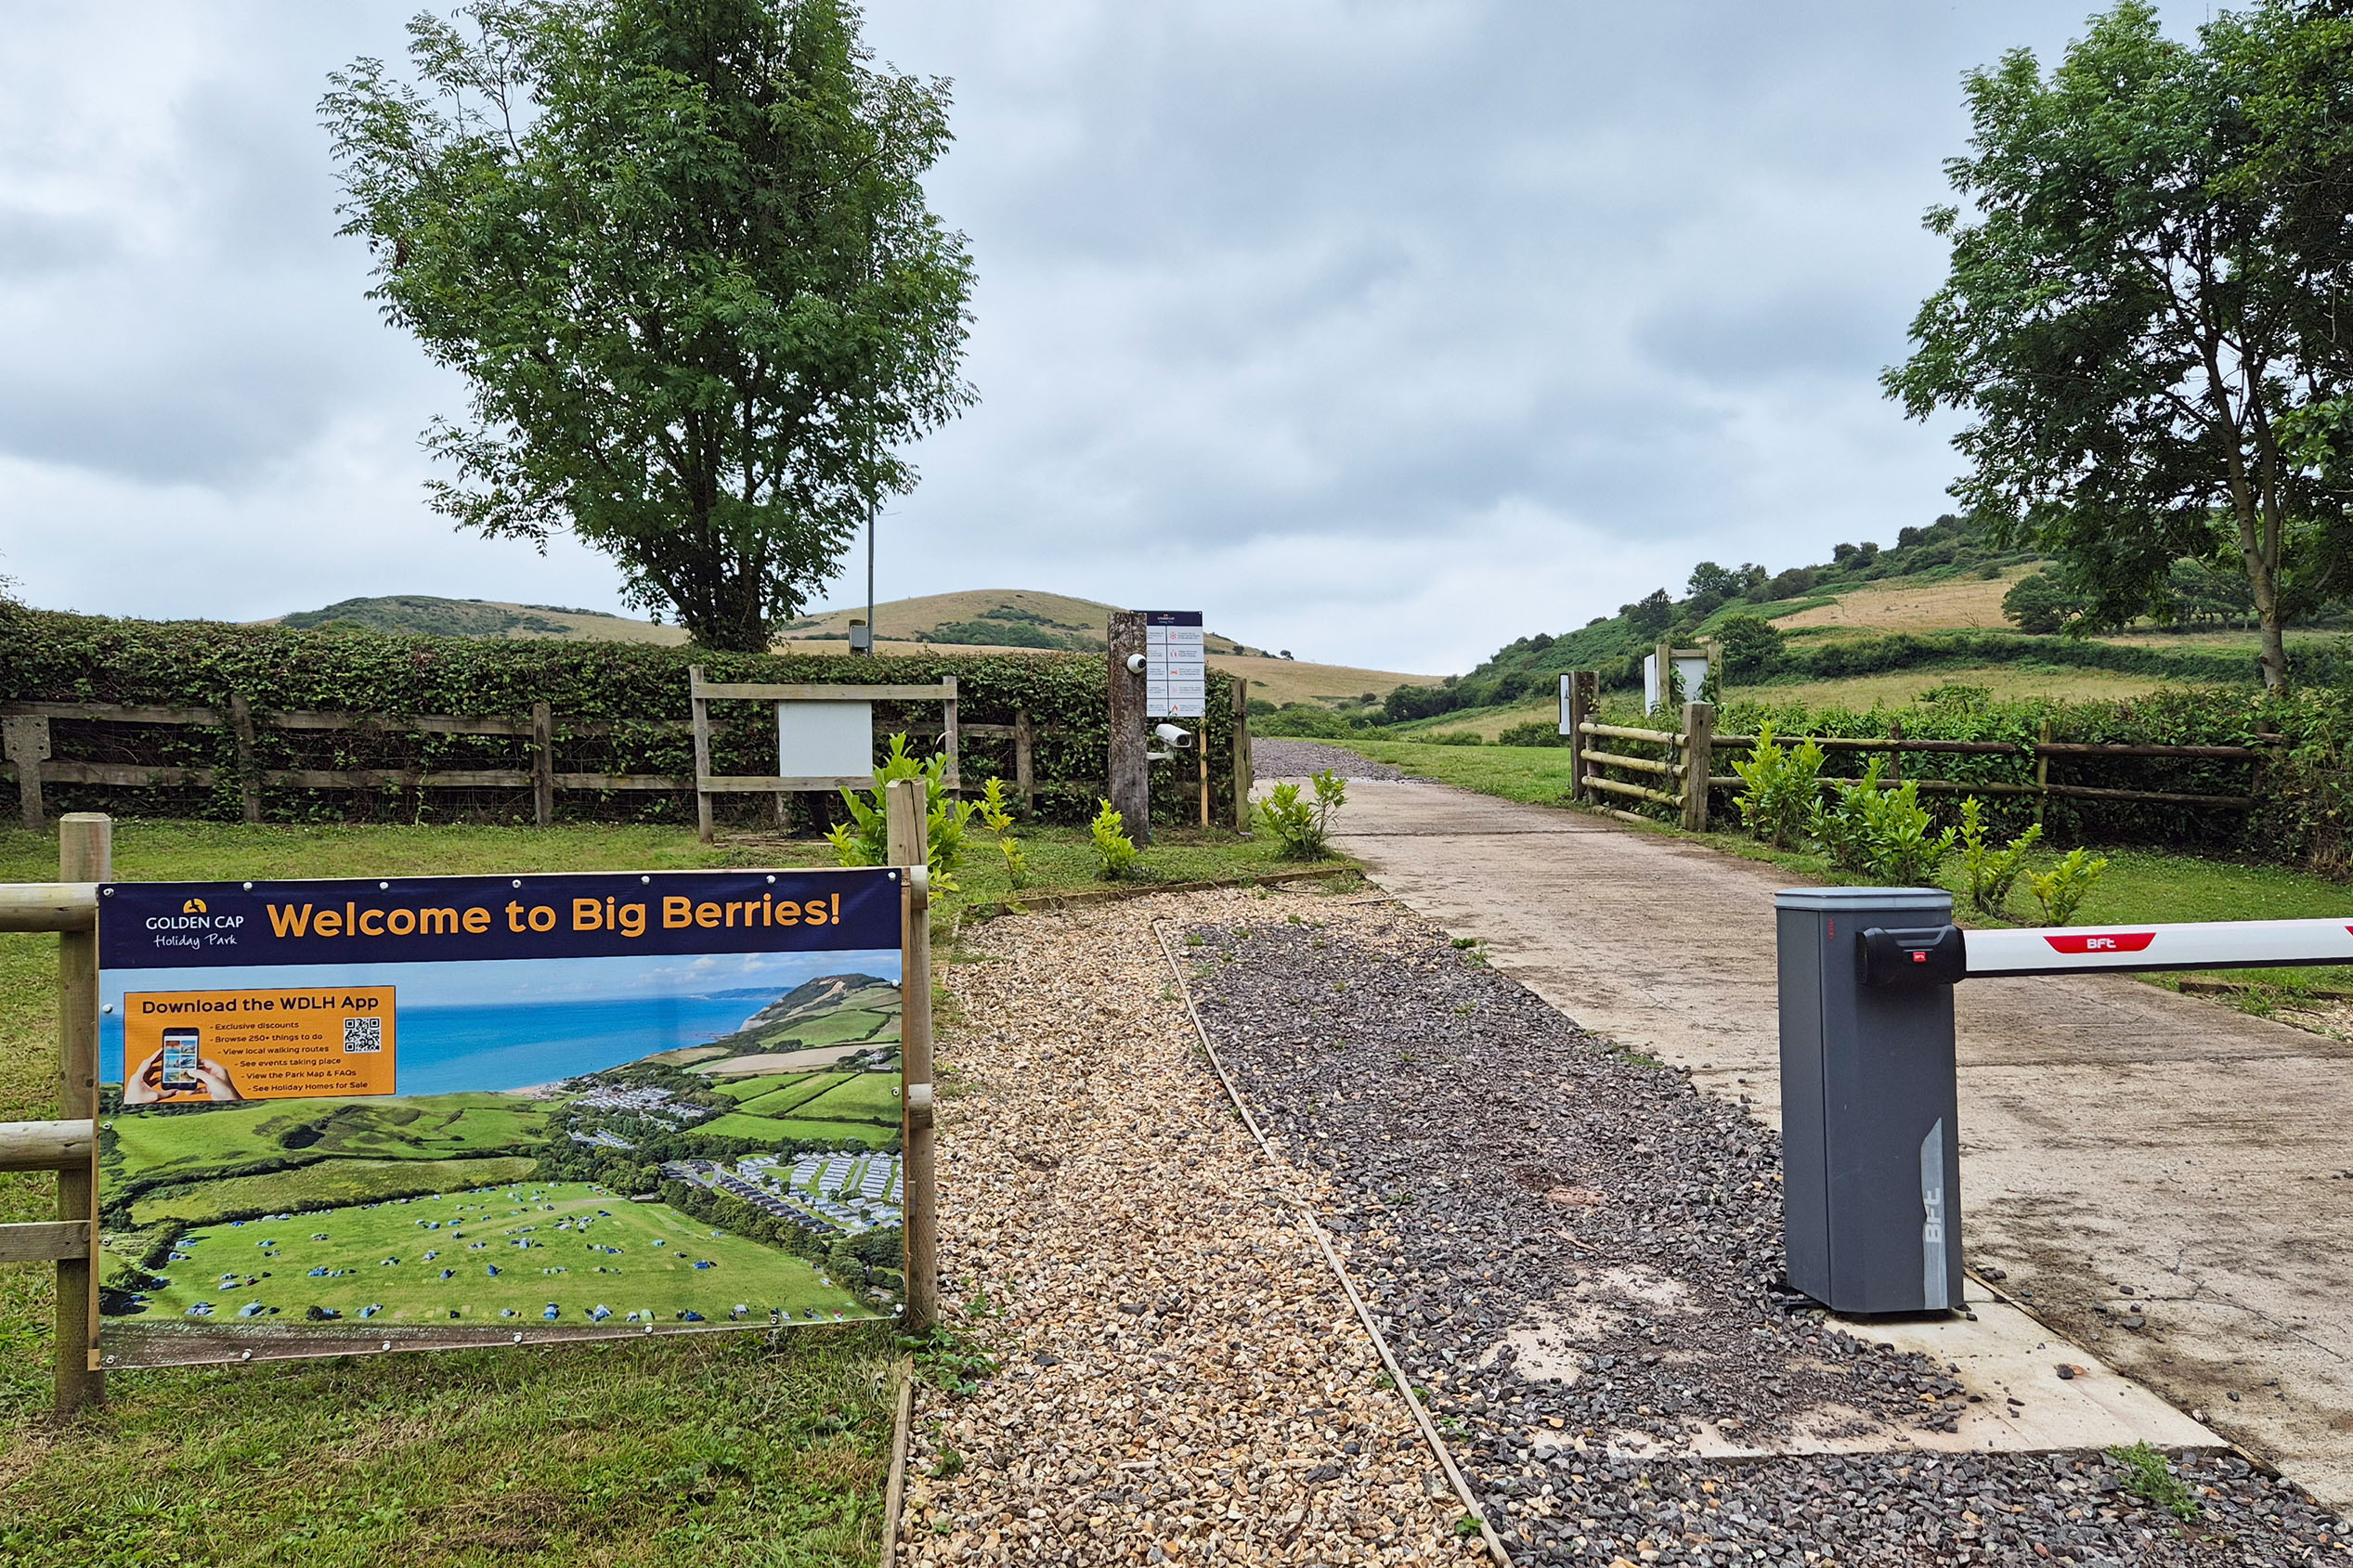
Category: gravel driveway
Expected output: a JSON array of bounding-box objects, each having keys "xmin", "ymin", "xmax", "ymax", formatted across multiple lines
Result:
[
  {"xmin": 904, "ymin": 887, "xmax": 1488, "ymax": 1567},
  {"xmin": 1182, "ymin": 902, "xmax": 2346, "ymax": 1566},
  {"xmin": 1252, "ymin": 740, "xmax": 1410, "ymax": 781}
]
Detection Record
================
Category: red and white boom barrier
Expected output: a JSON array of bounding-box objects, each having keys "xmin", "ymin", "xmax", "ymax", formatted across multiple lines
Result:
[{"xmin": 1962, "ymin": 917, "xmax": 2353, "ymax": 978}]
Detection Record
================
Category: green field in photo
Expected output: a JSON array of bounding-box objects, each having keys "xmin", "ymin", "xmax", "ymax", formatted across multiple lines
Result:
[
  {"xmin": 793, "ymin": 1072, "xmax": 904, "ymax": 1122},
  {"xmin": 131, "ymin": 1180, "xmax": 883, "ymax": 1330},
  {"xmin": 130, "ymin": 1154, "xmax": 538, "ymax": 1228},
  {"xmin": 688, "ymin": 1112, "xmax": 895, "ymax": 1146},
  {"xmin": 111, "ymin": 1091, "xmax": 549, "ymax": 1185},
  {"xmin": 737, "ymin": 1071, "xmax": 849, "ymax": 1116},
  {"xmin": 712, "ymin": 1071, "xmax": 807, "ymax": 1102}
]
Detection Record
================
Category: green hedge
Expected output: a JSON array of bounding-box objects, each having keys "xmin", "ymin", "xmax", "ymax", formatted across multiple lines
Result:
[
  {"xmin": 1, "ymin": 608, "xmax": 1236, "ymax": 830},
  {"xmin": 1692, "ymin": 685, "xmax": 2353, "ymax": 870}
]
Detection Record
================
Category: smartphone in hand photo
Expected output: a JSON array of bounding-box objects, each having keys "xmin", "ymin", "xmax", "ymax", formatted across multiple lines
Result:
[{"xmin": 161, "ymin": 1028, "xmax": 202, "ymax": 1091}]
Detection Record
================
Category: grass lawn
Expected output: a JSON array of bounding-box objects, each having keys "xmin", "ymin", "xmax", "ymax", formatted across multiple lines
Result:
[
  {"xmin": 0, "ymin": 821, "xmax": 1008, "ymax": 1566},
  {"xmin": 685, "ymin": 1113, "xmax": 894, "ymax": 1147}
]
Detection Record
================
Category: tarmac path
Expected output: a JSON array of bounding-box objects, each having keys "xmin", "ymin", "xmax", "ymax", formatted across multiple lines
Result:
[{"xmin": 1302, "ymin": 770, "xmax": 2353, "ymax": 1510}]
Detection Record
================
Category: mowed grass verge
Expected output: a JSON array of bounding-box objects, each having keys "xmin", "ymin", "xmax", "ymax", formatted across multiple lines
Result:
[{"xmin": 0, "ymin": 823, "xmax": 967, "ymax": 1567}]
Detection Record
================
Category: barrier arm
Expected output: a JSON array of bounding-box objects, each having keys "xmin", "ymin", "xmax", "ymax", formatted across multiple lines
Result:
[{"xmin": 1959, "ymin": 917, "xmax": 2353, "ymax": 979}]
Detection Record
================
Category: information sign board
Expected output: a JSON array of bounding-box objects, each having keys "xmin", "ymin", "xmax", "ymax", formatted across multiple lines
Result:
[
  {"xmin": 1143, "ymin": 610, "xmax": 1206, "ymax": 719},
  {"xmin": 95, "ymin": 867, "xmax": 907, "ymax": 1367}
]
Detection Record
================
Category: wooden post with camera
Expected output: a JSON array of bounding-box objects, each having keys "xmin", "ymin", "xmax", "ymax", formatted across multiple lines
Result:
[{"xmin": 1106, "ymin": 611, "xmax": 1150, "ymax": 846}]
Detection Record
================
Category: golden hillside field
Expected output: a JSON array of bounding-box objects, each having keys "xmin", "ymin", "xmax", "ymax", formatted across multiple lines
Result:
[{"xmin": 1772, "ymin": 564, "xmax": 2038, "ymax": 634}]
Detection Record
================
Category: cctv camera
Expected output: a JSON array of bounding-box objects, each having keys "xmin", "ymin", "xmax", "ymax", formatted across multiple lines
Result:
[
  {"xmin": 1124, "ymin": 653, "xmax": 1148, "ymax": 675},
  {"xmin": 1153, "ymin": 723, "xmax": 1194, "ymax": 749}
]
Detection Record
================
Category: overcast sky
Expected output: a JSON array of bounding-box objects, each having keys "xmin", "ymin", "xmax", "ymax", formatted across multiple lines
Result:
[{"xmin": 0, "ymin": 2, "xmax": 2211, "ymax": 674}]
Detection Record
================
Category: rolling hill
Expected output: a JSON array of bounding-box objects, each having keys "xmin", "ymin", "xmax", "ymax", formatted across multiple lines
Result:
[{"xmin": 260, "ymin": 590, "xmax": 1448, "ymax": 707}]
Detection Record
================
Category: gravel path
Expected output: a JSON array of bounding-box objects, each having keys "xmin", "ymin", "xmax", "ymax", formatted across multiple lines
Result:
[
  {"xmin": 1182, "ymin": 904, "xmax": 2349, "ymax": 1567},
  {"xmin": 904, "ymin": 888, "xmax": 1488, "ymax": 1567},
  {"xmin": 1253, "ymin": 740, "xmax": 1410, "ymax": 782}
]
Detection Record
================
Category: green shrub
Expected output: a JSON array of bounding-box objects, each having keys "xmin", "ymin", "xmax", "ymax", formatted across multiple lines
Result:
[
  {"xmin": 1808, "ymin": 760, "xmax": 1885, "ymax": 873},
  {"xmin": 1495, "ymin": 720, "xmax": 1568, "ymax": 747},
  {"xmin": 826, "ymin": 733, "xmax": 976, "ymax": 890},
  {"xmin": 1857, "ymin": 779, "xmax": 1956, "ymax": 887},
  {"xmin": 977, "ymin": 777, "xmax": 1029, "ymax": 889},
  {"xmin": 1427, "ymin": 730, "xmax": 1483, "ymax": 745},
  {"xmin": 1728, "ymin": 723, "xmax": 1824, "ymax": 849},
  {"xmin": 1957, "ymin": 797, "xmax": 2041, "ymax": 915},
  {"xmin": 1254, "ymin": 705, "xmax": 1367, "ymax": 739},
  {"xmin": 2029, "ymin": 848, "xmax": 2108, "ymax": 925},
  {"xmin": 1255, "ymin": 771, "xmax": 1347, "ymax": 859},
  {"xmin": 1090, "ymin": 800, "xmax": 1140, "ymax": 880}
]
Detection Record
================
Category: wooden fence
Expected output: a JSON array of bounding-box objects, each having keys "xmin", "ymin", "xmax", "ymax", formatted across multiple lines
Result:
[
  {"xmin": 1560, "ymin": 672, "xmax": 2272, "ymax": 830},
  {"xmin": 0, "ymin": 696, "xmax": 1059, "ymax": 830}
]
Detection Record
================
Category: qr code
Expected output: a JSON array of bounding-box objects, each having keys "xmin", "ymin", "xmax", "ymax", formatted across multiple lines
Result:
[{"xmin": 343, "ymin": 1016, "xmax": 384, "ymax": 1054}]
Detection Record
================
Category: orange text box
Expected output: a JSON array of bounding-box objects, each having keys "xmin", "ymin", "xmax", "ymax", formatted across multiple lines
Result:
[{"xmin": 124, "ymin": 988, "xmax": 396, "ymax": 1103}]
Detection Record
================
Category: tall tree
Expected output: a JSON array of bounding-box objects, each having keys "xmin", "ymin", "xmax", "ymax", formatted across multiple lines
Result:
[
  {"xmin": 324, "ymin": 0, "xmax": 975, "ymax": 651},
  {"xmin": 1884, "ymin": 1, "xmax": 2353, "ymax": 689}
]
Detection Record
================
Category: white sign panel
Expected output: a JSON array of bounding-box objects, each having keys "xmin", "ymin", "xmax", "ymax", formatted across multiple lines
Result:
[
  {"xmin": 777, "ymin": 700, "xmax": 874, "ymax": 778},
  {"xmin": 1558, "ymin": 673, "xmax": 1573, "ymax": 735},
  {"xmin": 1143, "ymin": 611, "xmax": 1206, "ymax": 719}
]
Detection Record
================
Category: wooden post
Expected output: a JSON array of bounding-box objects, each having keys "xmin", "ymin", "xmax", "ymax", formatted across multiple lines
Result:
[
  {"xmin": 2035, "ymin": 718, "xmax": 2053, "ymax": 825},
  {"xmin": 531, "ymin": 701, "xmax": 555, "ymax": 828},
  {"xmin": 1566, "ymin": 671, "xmax": 1595, "ymax": 804},
  {"xmin": 3, "ymin": 715, "xmax": 48, "ymax": 830},
  {"xmin": 1198, "ymin": 746, "xmax": 1210, "ymax": 828},
  {"xmin": 1888, "ymin": 719, "xmax": 1904, "ymax": 785},
  {"xmin": 1229, "ymin": 678, "xmax": 1253, "ymax": 833},
  {"xmin": 58, "ymin": 813, "xmax": 107, "ymax": 1415},
  {"xmin": 689, "ymin": 667, "xmax": 714, "ymax": 843},
  {"xmin": 228, "ymin": 694, "xmax": 261, "ymax": 824},
  {"xmin": 1106, "ymin": 611, "xmax": 1150, "ymax": 845},
  {"xmin": 1012, "ymin": 709, "xmax": 1035, "ymax": 819},
  {"xmin": 1681, "ymin": 701, "xmax": 1714, "ymax": 833},
  {"xmin": 886, "ymin": 779, "xmax": 938, "ymax": 1332},
  {"xmin": 1654, "ymin": 638, "xmax": 1673, "ymax": 714},
  {"xmin": 941, "ymin": 677, "xmax": 961, "ymax": 795}
]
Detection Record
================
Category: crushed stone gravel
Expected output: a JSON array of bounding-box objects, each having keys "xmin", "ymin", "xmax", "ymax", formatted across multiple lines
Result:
[
  {"xmin": 1180, "ymin": 901, "xmax": 2352, "ymax": 1567},
  {"xmin": 1253, "ymin": 741, "xmax": 1411, "ymax": 782},
  {"xmin": 904, "ymin": 887, "xmax": 1490, "ymax": 1567}
]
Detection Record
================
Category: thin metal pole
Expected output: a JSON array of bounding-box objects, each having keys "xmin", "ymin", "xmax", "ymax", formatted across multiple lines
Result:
[{"xmin": 865, "ymin": 493, "xmax": 876, "ymax": 656}]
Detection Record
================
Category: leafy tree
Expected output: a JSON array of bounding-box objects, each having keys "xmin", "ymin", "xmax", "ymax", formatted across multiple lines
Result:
[
  {"xmin": 2000, "ymin": 571, "xmax": 2085, "ymax": 636},
  {"xmin": 1713, "ymin": 612, "xmax": 1785, "ymax": 676},
  {"xmin": 1885, "ymin": 2, "xmax": 2353, "ymax": 689},
  {"xmin": 323, "ymin": 0, "xmax": 976, "ymax": 652},
  {"xmin": 1621, "ymin": 589, "xmax": 1674, "ymax": 637},
  {"xmin": 1686, "ymin": 561, "xmax": 1744, "ymax": 599}
]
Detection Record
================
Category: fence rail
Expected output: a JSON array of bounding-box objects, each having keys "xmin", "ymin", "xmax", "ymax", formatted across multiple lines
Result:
[
  {"xmin": 0, "ymin": 695, "xmax": 1059, "ymax": 831},
  {"xmin": 1561, "ymin": 671, "xmax": 2275, "ymax": 829}
]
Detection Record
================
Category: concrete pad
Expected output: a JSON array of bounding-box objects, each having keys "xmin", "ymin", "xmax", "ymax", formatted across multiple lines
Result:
[{"xmin": 1307, "ymin": 776, "xmax": 2353, "ymax": 1510}]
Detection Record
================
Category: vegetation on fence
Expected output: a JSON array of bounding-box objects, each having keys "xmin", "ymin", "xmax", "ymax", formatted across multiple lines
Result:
[{"xmin": 0, "ymin": 607, "xmax": 1240, "ymax": 828}]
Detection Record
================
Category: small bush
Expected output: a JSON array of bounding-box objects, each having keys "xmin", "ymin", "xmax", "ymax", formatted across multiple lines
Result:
[
  {"xmin": 1090, "ymin": 800, "xmax": 1140, "ymax": 880},
  {"xmin": 976, "ymin": 777, "xmax": 1029, "ymax": 889},
  {"xmin": 2028, "ymin": 847, "xmax": 2108, "ymax": 925},
  {"xmin": 1957, "ymin": 797, "xmax": 2040, "ymax": 915},
  {"xmin": 1857, "ymin": 779, "xmax": 1956, "ymax": 887},
  {"xmin": 826, "ymin": 733, "xmax": 976, "ymax": 890},
  {"xmin": 1255, "ymin": 770, "xmax": 1347, "ymax": 859},
  {"xmin": 1808, "ymin": 760, "xmax": 1884, "ymax": 873},
  {"xmin": 1426, "ymin": 731, "xmax": 1483, "ymax": 746},
  {"xmin": 1495, "ymin": 720, "xmax": 1568, "ymax": 747},
  {"xmin": 1729, "ymin": 723, "xmax": 1825, "ymax": 849}
]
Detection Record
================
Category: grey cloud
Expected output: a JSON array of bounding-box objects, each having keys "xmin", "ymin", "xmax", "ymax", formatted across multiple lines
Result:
[{"xmin": 0, "ymin": 207, "xmax": 117, "ymax": 279}]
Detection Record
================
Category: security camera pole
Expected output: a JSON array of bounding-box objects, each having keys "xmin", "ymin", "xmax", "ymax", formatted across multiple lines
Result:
[{"xmin": 1107, "ymin": 609, "xmax": 1151, "ymax": 842}]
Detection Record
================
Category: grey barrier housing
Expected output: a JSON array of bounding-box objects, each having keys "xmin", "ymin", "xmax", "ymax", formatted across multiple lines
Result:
[{"xmin": 1775, "ymin": 887, "xmax": 1964, "ymax": 1315}]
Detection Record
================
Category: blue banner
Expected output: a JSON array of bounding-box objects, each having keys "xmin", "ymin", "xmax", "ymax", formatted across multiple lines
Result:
[{"xmin": 100, "ymin": 868, "xmax": 902, "ymax": 969}]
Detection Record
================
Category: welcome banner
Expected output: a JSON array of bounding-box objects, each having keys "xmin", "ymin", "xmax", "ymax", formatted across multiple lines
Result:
[{"xmin": 96, "ymin": 868, "xmax": 909, "ymax": 1368}]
